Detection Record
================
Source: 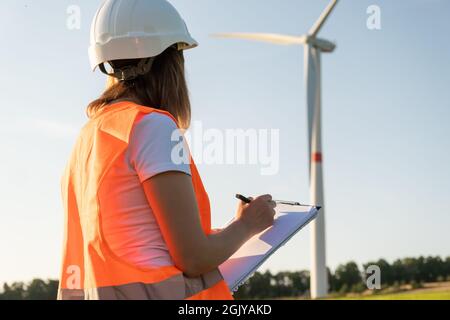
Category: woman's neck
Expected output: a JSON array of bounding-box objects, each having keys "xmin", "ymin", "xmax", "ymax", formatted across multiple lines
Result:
[{"xmin": 109, "ymin": 97, "xmax": 142, "ymax": 105}]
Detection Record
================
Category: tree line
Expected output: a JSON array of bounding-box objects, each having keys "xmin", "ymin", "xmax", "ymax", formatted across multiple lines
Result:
[
  {"xmin": 235, "ymin": 255, "xmax": 450, "ymax": 299},
  {"xmin": 1, "ymin": 255, "xmax": 449, "ymax": 300},
  {"xmin": 0, "ymin": 279, "xmax": 59, "ymax": 300}
]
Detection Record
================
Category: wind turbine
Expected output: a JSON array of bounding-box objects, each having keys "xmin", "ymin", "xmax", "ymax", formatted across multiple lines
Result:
[{"xmin": 213, "ymin": 0, "xmax": 339, "ymax": 299}]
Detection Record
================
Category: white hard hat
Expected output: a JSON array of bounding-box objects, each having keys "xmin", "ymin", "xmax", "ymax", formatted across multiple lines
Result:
[{"xmin": 89, "ymin": 0, "xmax": 198, "ymax": 72}]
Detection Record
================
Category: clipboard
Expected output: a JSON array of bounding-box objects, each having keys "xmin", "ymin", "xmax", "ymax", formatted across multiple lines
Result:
[{"xmin": 218, "ymin": 204, "xmax": 320, "ymax": 292}]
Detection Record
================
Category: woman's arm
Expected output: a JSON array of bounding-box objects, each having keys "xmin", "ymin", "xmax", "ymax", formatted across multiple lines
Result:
[{"xmin": 142, "ymin": 171, "xmax": 276, "ymax": 278}]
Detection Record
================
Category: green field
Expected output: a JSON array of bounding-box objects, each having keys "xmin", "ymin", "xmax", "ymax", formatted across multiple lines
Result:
[{"xmin": 334, "ymin": 290, "xmax": 450, "ymax": 300}]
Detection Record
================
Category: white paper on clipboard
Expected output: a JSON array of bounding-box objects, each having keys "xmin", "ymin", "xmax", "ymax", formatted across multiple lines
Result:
[{"xmin": 218, "ymin": 204, "xmax": 319, "ymax": 293}]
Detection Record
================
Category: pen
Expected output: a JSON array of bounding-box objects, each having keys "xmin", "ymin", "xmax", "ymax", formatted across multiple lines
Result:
[
  {"xmin": 235, "ymin": 194, "xmax": 252, "ymax": 204},
  {"xmin": 235, "ymin": 194, "xmax": 321, "ymax": 210}
]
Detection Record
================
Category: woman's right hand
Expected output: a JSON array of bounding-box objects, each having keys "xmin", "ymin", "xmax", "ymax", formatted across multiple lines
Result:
[
  {"xmin": 236, "ymin": 194, "xmax": 276, "ymax": 236},
  {"xmin": 143, "ymin": 172, "xmax": 277, "ymax": 278}
]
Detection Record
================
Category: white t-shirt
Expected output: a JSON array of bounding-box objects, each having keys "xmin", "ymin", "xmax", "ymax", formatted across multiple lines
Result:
[{"xmin": 99, "ymin": 112, "xmax": 191, "ymax": 268}]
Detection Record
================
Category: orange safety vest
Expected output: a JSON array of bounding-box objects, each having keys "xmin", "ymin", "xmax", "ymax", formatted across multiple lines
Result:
[{"xmin": 58, "ymin": 102, "xmax": 233, "ymax": 300}]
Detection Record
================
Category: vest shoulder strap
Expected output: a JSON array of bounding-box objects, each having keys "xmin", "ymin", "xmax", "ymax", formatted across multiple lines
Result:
[{"xmin": 95, "ymin": 103, "xmax": 177, "ymax": 143}]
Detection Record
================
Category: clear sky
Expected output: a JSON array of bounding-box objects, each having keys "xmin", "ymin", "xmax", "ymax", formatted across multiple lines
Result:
[{"xmin": 0, "ymin": 0, "xmax": 449, "ymax": 284}]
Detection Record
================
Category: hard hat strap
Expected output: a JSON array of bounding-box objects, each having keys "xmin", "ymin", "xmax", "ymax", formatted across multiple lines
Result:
[{"xmin": 99, "ymin": 58, "xmax": 155, "ymax": 81}]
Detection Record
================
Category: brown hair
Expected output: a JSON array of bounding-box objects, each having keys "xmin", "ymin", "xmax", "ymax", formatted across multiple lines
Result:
[{"xmin": 87, "ymin": 47, "xmax": 191, "ymax": 129}]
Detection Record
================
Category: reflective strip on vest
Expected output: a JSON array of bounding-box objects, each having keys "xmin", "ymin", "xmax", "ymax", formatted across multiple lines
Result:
[{"xmin": 58, "ymin": 269, "xmax": 224, "ymax": 300}]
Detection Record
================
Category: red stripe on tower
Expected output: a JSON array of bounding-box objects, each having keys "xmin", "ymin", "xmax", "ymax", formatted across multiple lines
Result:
[{"xmin": 312, "ymin": 152, "xmax": 323, "ymax": 163}]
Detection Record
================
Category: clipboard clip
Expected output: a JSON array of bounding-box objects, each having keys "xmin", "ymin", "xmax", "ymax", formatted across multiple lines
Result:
[
  {"xmin": 275, "ymin": 200, "xmax": 322, "ymax": 211},
  {"xmin": 236, "ymin": 194, "xmax": 322, "ymax": 210}
]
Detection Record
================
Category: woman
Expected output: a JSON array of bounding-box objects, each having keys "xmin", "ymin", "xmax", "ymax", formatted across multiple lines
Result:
[{"xmin": 58, "ymin": 0, "xmax": 276, "ymax": 300}]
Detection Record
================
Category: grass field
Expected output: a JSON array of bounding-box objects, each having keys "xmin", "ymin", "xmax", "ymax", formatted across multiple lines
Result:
[
  {"xmin": 336, "ymin": 290, "xmax": 450, "ymax": 300},
  {"xmin": 331, "ymin": 282, "xmax": 450, "ymax": 300}
]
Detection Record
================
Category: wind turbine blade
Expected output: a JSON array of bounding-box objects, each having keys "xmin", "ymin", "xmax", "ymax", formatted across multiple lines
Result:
[
  {"xmin": 308, "ymin": 0, "xmax": 339, "ymax": 37},
  {"xmin": 212, "ymin": 33, "xmax": 307, "ymax": 45}
]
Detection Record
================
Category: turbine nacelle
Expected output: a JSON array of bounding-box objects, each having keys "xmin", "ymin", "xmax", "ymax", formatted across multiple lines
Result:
[{"xmin": 308, "ymin": 37, "xmax": 336, "ymax": 53}]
